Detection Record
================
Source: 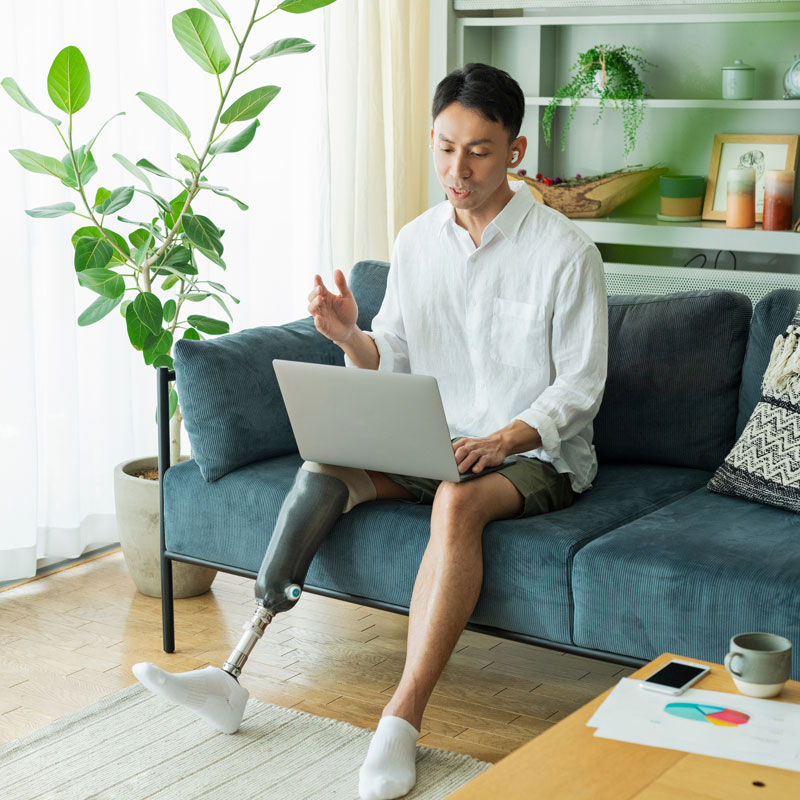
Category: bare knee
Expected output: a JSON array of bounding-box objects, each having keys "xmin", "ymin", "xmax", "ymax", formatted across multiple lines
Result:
[{"xmin": 430, "ymin": 482, "xmax": 487, "ymax": 542}]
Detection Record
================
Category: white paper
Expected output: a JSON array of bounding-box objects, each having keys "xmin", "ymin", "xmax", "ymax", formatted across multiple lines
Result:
[{"xmin": 587, "ymin": 678, "xmax": 800, "ymax": 772}]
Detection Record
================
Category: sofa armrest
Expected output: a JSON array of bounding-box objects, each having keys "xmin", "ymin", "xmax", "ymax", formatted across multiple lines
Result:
[{"xmin": 174, "ymin": 316, "xmax": 343, "ymax": 481}]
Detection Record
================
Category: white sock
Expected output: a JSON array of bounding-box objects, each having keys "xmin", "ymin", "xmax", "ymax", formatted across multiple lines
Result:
[
  {"xmin": 358, "ymin": 715, "xmax": 419, "ymax": 800},
  {"xmin": 132, "ymin": 663, "xmax": 248, "ymax": 734}
]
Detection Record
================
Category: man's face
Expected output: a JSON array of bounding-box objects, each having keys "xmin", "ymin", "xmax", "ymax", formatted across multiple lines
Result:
[{"xmin": 431, "ymin": 101, "xmax": 524, "ymax": 215}]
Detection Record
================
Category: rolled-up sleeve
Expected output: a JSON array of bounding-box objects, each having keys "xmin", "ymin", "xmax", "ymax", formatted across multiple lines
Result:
[
  {"xmin": 344, "ymin": 247, "xmax": 411, "ymax": 373},
  {"xmin": 513, "ymin": 246, "xmax": 608, "ymax": 461}
]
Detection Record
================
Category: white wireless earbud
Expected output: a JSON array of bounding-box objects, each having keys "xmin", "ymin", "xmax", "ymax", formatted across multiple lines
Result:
[{"xmin": 511, "ymin": 150, "xmax": 519, "ymax": 163}]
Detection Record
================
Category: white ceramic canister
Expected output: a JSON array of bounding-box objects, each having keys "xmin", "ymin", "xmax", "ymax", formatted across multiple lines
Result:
[{"xmin": 722, "ymin": 59, "xmax": 755, "ymax": 100}]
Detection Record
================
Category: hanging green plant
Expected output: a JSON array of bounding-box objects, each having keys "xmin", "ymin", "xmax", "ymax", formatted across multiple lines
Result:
[{"xmin": 542, "ymin": 44, "xmax": 655, "ymax": 158}]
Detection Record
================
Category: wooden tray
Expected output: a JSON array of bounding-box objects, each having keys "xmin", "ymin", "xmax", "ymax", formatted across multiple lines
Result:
[{"xmin": 509, "ymin": 166, "xmax": 667, "ymax": 218}]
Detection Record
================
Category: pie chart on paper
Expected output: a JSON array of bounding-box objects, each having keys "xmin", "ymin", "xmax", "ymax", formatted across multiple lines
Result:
[{"xmin": 665, "ymin": 703, "xmax": 750, "ymax": 726}]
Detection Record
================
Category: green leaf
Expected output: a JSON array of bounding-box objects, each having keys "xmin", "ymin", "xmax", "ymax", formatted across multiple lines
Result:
[
  {"xmin": 133, "ymin": 231, "xmax": 154, "ymax": 267},
  {"xmin": 125, "ymin": 302, "xmax": 150, "ymax": 349},
  {"xmin": 176, "ymin": 153, "xmax": 199, "ymax": 174},
  {"xmin": 163, "ymin": 299, "xmax": 177, "ymax": 322},
  {"xmin": 95, "ymin": 185, "xmax": 134, "ymax": 215},
  {"xmin": 120, "ymin": 299, "xmax": 131, "ymax": 317},
  {"xmin": 182, "ymin": 213, "xmax": 223, "ymax": 254},
  {"xmin": 93, "ymin": 187, "xmax": 111, "ymax": 208},
  {"xmin": 78, "ymin": 267, "xmax": 125, "ymax": 299},
  {"xmin": 195, "ymin": 246, "xmax": 226, "ymax": 269},
  {"xmin": 210, "ymin": 187, "xmax": 248, "ymax": 210},
  {"xmin": 10, "ymin": 148, "xmax": 69, "ymax": 179},
  {"xmin": 169, "ymin": 385, "xmax": 178, "ymax": 418},
  {"xmin": 136, "ymin": 158, "xmax": 175, "ymax": 180},
  {"xmin": 165, "ymin": 189, "xmax": 191, "ymax": 231},
  {"xmin": 209, "ymin": 119, "xmax": 259, "ymax": 155},
  {"xmin": 134, "ymin": 188, "xmax": 171, "ymax": 214},
  {"xmin": 136, "ymin": 92, "xmax": 191, "ymax": 138},
  {"xmin": 183, "ymin": 328, "xmax": 201, "ymax": 340},
  {"xmin": 183, "ymin": 292, "xmax": 210, "ymax": 302},
  {"xmin": 71, "ymin": 225, "xmax": 130, "ymax": 264},
  {"xmin": 278, "ymin": 0, "xmax": 336, "ymax": 13},
  {"xmin": 143, "ymin": 328, "xmax": 173, "ymax": 365},
  {"xmin": 220, "ymin": 86, "xmax": 280, "ymax": 124},
  {"xmin": 61, "ymin": 146, "xmax": 97, "ymax": 188},
  {"xmin": 162, "ymin": 246, "xmax": 192, "ymax": 267},
  {"xmin": 153, "ymin": 355, "xmax": 176, "ymax": 372},
  {"xmin": 78, "ymin": 294, "xmax": 122, "ymax": 326},
  {"xmin": 25, "ymin": 202, "xmax": 75, "ymax": 218},
  {"xmin": 187, "ymin": 314, "xmax": 229, "ymax": 335},
  {"xmin": 85, "ymin": 112, "xmax": 125, "ymax": 154},
  {"xmin": 157, "ymin": 263, "xmax": 198, "ymax": 281},
  {"xmin": 47, "ymin": 46, "xmax": 90, "ymax": 113},
  {"xmin": 162, "ymin": 273, "xmax": 180, "ymax": 291},
  {"xmin": 74, "ymin": 236, "xmax": 113, "ymax": 272},
  {"xmin": 172, "ymin": 9, "xmax": 231, "ymax": 75},
  {"xmin": 133, "ymin": 291, "xmax": 163, "ymax": 335},
  {"xmin": 113, "ymin": 153, "xmax": 153, "ymax": 190},
  {"xmin": 250, "ymin": 38, "xmax": 314, "ymax": 63},
  {"xmin": 209, "ymin": 291, "xmax": 233, "ymax": 321},
  {"xmin": 129, "ymin": 228, "xmax": 150, "ymax": 249},
  {"xmin": 197, "ymin": 0, "xmax": 230, "ymax": 21},
  {"xmin": 206, "ymin": 281, "xmax": 240, "ymax": 303},
  {"xmin": 1, "ymin": 77, "xmax": 62, "ymax": 125}
]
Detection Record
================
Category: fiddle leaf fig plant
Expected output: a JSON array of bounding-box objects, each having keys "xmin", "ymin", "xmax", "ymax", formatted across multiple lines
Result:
[
  {"xmin": 542, "ymin": 44, "xmax": 655, "ymax": 158},
  {"xmin": 3, "ymin": 0, "xmax": 335, "ymax": 462}
]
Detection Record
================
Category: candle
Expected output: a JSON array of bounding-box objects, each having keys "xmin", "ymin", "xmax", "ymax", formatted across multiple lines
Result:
[
  {"xmin": 726, "ymin": 167, "xmax": 756, "ymax": 229},
  {"xmin": 762, "ymin": 170, "xmax": 795, "ymax": 231}
]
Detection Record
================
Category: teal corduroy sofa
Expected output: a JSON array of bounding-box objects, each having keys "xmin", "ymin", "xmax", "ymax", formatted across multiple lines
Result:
[{"xmin": 159, "ymin": 260, "xmax": 800, "ymax": 677}]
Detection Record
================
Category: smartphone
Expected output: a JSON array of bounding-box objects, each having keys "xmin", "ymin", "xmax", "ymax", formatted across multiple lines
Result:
[{"xmin": 639, "ymin": 659, "xmax": 711, "ymax": 695}]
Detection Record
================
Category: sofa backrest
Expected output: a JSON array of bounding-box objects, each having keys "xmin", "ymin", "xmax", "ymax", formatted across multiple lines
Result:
[
  {"xmin": 592, "ymin": 291, "xmax": 751, "ymax": 470},
  {"xmin": 736, "ymin": 289, "xmax": 800, "ymax": 437}
]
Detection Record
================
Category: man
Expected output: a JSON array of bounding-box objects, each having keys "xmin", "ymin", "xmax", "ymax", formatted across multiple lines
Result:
[{"xmin": 134, "ymin": 63, "xmax": 607, "ymax": 800}]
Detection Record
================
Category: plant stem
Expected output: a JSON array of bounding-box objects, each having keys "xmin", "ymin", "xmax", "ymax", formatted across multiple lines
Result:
[{"xmin": 142, "ymin": 0, "xmax": 262, "ymax": 274}]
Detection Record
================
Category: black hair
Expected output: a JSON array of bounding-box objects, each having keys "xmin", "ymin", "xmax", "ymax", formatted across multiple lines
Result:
[{"xmin": 431, "ymin": 63, "xmax": 525, "ymax": 142}]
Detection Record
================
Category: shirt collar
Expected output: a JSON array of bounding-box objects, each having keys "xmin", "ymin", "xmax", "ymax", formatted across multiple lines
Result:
[{"xmin": 438, "ymin": 182, "xmax": 535, "ymax": 242}]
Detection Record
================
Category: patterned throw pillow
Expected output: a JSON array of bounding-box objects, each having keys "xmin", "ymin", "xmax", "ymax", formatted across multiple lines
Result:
[{"xmin": 708, "ymin": 304, "xmax": 800, "ymax": 512}]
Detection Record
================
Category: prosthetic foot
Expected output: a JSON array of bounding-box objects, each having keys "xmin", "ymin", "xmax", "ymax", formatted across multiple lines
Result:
[{"xmin": 133, "ymin": 464, "xmax": 372, "ymax": 732}]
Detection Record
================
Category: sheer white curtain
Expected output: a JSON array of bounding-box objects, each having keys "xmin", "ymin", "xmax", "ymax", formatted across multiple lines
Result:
[
  {"xmin": 0, "ymin": 1, "xmax": 334, "ymax": 580},
  {"xmin": 0, "ymin": 0, "xmax": 429, "ymax": 582}
]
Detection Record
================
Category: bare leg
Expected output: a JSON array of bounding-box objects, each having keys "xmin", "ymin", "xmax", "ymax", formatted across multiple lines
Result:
[{"xmin": 358, "ymin": 474, "xmax": 523, "ymax": 800}]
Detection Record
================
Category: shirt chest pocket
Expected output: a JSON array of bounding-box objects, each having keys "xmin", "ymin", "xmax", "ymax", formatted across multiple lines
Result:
[{"xmin": 489, "ymin": 297, "xmax": 548, "ymax": 371}]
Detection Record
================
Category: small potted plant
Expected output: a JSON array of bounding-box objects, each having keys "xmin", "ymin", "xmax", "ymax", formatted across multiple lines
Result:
[
  {"xmin": 3, "ymin": 0, "xmax": 334, "ymax": 597},
  {"xmin": 542, "ymin": 44, "xmax": 655, "ymax": 158}
]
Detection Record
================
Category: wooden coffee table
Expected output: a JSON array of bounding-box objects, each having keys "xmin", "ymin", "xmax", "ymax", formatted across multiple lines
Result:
[{"xmin": 447, "ymin": 652, "xmax": 800, "ymax": 799}]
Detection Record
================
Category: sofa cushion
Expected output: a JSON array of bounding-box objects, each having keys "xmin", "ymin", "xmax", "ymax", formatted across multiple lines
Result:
[
  {"xmin": 709, "ymin": 303, "xmax": 800, "ymax": 513},
  {"xmin": 174, "ymin": 260, "xmax": 390, "ymax": 482},
  {"xmin": 164, "ymin": 457, "xmax": 711, "ymax": 645},
  {"xmin": 572, "ymin": 487, "xmax": 800, "ymax": 679},
  {"xmin": 737, "ymin": 289, "xmax": 800, "ymax": 436},
  {"xmin": 593, "ymin": 291, "xmax": 752, "ymax": 470}
]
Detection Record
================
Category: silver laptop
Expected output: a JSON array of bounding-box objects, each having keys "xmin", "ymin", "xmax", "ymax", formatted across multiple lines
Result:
[{"xmin": 272, "ymin": 360, "xmax": 514, "ymax": 482}]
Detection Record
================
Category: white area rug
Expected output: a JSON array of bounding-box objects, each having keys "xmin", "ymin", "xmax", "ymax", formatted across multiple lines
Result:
[{"xmin": 0, "ymin": 684, "xmax": 490, "ymax": 799}]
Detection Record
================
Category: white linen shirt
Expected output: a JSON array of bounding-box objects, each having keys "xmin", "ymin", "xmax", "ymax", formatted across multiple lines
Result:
[{"xmin": 349, "ymin": 183, "xmax": 608, "ymax": 493}]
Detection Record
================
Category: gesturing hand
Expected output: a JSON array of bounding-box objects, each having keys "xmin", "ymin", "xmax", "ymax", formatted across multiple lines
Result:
[
  {"xmin": 453, "ymin": 435, "xmax": 509, "ymax": 475},
  {"xmin": 307, "ymin": 269, "xmax": 359, "ymax": 344}
]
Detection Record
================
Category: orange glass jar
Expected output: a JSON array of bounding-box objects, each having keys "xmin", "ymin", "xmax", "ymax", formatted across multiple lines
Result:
[
  {"xmin": 726, "ymin": 168, "xmax": 756, "ymax": 229},
  {"xmin": 762, "ymin": 170, "xmax": 795, "ymax": 231}
]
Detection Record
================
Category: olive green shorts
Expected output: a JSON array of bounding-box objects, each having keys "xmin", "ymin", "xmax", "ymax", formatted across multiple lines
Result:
[{"xmin": 383, "ymin": 444, "xmax": 576, "ymax": 519}]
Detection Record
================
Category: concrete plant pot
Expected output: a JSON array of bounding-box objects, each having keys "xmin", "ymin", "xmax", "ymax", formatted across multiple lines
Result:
[{"xmin": 114, "ymin": 456, "xmax": 216, "ymax": 598}]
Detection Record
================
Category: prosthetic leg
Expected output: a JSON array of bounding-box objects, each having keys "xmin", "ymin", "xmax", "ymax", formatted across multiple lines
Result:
[{"xmin": 133, "ymin": 463, "xmax": 375, "ymax": 734}]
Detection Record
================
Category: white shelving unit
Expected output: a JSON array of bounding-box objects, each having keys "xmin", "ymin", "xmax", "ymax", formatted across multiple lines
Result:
[{"xmin": 430, "ymin": 1, "xmax": 800, "ymax": 275}]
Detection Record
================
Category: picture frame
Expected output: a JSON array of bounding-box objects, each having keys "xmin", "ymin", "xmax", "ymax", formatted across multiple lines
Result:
[{"xmin": 702, "ymin": 134, "xmax": 799, "ymax": 222}]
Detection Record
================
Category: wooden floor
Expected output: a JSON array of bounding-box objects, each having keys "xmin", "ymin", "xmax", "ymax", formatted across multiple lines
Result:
[{"xmin": 0, "ymin": 550, "xmax": 634, "ymax": 761}]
